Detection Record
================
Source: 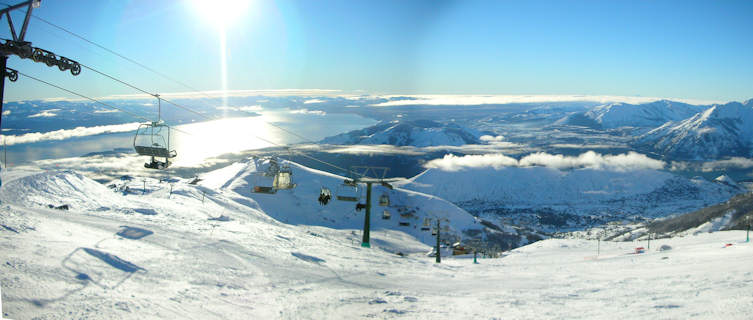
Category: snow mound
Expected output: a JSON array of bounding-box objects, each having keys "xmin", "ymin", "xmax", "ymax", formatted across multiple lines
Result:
[
  {"xmin": 0, "ymin": 170, "xmax": 127, "ymax": 210},
  {"xmin": 714, "ymin": 175, "xmax": 740, "ymax": 189}
]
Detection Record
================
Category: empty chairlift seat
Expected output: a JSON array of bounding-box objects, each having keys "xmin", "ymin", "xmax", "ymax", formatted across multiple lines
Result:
[
  {"xmin": 379, "ymin": 193, "xmax": 390, "ymax": 206},
  {"xmin": 336, "ymin": 179, "xmax": 360, "ymax": 202},
  {"xmin": 133, "ymin": 121, "xmax": 177, "ymax": 169},
  {"xmin": 273, "ymin": 165, "xmax": 295, "ymax": 190}
]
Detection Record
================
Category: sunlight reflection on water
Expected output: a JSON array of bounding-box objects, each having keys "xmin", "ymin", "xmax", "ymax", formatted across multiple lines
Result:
[{"xmin": 3, "ymin": 112, "xmax": 377, "ymax": 167}]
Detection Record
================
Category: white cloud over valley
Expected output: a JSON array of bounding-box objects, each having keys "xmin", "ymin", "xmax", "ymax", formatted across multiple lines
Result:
[
  {"xmin": 2, "ymin": 122, "xmax": 141, "ymax": 146},
  {"xmin": 424, "ymin": 151, "xmax": 666, "ymax": 172}
]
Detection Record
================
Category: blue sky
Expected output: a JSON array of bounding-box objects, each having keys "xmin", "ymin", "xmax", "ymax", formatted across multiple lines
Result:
[{"xmin": 2, "ymin": 0, "xmax": 752, "ymax": 102}]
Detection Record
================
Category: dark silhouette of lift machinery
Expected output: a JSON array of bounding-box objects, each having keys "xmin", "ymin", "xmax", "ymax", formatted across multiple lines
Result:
[
  {"xmin": 0, "ymin": 0, "xmax": 82, "ymax": 130},
  {"xmin": 346, "ymin": 166, "xmax": 403, "ymax": 248}
]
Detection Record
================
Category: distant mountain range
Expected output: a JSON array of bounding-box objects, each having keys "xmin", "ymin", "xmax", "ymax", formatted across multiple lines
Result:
[
  {"xmin": 320, "ymin": 120, "xmax": 483, "ymax": 147},
  {"xmin": 563, "ymin": 99, "xmax": 753, "ymax": 160},
  {"xmin": 636, "ymin": 101, "xmax": 753, "ymax": 160},
  {"xmin": 579, "ymin": 100, "xmax": 708, "ymax": 129}
]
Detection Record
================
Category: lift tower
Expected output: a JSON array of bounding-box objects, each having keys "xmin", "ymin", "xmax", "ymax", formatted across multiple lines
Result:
[
  {"xmin": 347, "ymin": 166, "xmax": 403, "ymax": 248},
  {"xmin": 0, "ymin": 0, "xmax": 82, "ymax": 129}
]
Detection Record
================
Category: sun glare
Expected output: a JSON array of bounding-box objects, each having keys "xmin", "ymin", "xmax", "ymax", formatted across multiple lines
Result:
[{"xmin": 191, "ymin": 0, "xmax": 251, "ymax": 29}]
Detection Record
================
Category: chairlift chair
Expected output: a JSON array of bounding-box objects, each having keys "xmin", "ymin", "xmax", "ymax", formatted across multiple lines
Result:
[
  {"xmin": 382, "ymin": 210, "xmax": 391, "ymax": 220},
  {"xmin": 378, "ymin": 193, "xmax": 390, "ymax": 206},
  {"xmin": 252, "ymin": 173, "xmax": 276, "ymax": 194},
  {"xmin": 133, "ymin": 120, "xmax": 176, "ymax": 169},
  {"xmin": 273, "ymin": 164, "xmax": 295, "ymax": 190},
  {"xmin": 318, "ymin": 187, "xmax": 332, "ymax": 205},
  {"xmin": 336, "ymin": 179, "xmax": 360, "ymax": 202},
  {"xmin": 133, "ymin": 95, "xmax": 176, "ymax": 170},
  {"xmin": 421, "ymin": 218, "xmax": 431, "ymax": 231}
]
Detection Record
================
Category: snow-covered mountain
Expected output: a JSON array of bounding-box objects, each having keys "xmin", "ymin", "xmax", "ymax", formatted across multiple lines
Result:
[
  {"xmin": 320, "ymin": 120, "xmax": 483, "ymax": 147},
  {"xmin": 570, "ymin": 100, "xmax": 708, "ymax": 129},
  {"xmin": 398, "ymin": 166, "xmax": 743, "ymax": 234},
  {"xmin": 2, "ymin": 167, "xmax": 752, "ymax": 320},
  {"xmin": 636, "ymin": 101, "xmax": 753, "ymax": 160}
]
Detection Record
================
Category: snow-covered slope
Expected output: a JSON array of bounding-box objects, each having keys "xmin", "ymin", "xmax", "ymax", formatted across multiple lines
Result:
[
  {"xmin": 1, "ymin": 160, "xmax": 753, "ymax": 319},
  {"xmin": 575, "ymin": 100, "xmax": 708, "ymax": 129},
  {"xmin": 637, "ymin": 102, "xmax": 753, "ymax": 160},
  {"xmin": 399, "ymin": 166, "xmax": 742, "ymax": 233},
  {"xmin": 2, "ymin": 193, "xmax": 752, "ymax": 319},
  {"xmin": 195, "ymin": 157, "xmax": 482, "ymax": 243},
  {"xmin": 320, "ymin": 120, "xmax": 482, "ymax": 147}
]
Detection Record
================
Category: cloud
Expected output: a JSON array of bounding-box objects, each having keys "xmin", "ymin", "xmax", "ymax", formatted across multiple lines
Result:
[
  {"xmin": 93, "ymin": 109, "xmax": 120, "ymax": 113},
  {"xmin": 28, "ymin": 109, "xmax": 61, "ymax": 118},
  {"xmin": 370, "ymin": 95, "xmax": 721, "ymax": 107},
  {"xmin": 424, "ymin": 151, "xmax": 665, "ymax": 172},
  {"xmin": 303, "ymin": 99, "xmax": 325, "ymax": 104},
  {"xmin": 424, "ymin": 153, "xmax": 519, "ymax": 171},
  {"xmin": 701, "ymin": 157, "xmax": 753, "ymax": 171},
  {"xmin": 344, "ymin": 105, "xmax": 360, "ymax": 108},
  {"xmin": 319, "ymin": 144, "xmax": 423, "ymax": 156},
  {"xmin": 289, "ymin": 108, "xmax": 326, "ymax": 116},
  {"xmin": 2, "ymin": 122, "xmax": 141, "ymax": 146},
  {"xmin": 549, "ymin": 143, "xmax": 623, "ymax": 149},
  {"xmin": 2, "ymin": 110, "xmax": 10, "ymax": 116},
  {"xmin": 480, "ymin": 135, "xmax": 505, "ymax": 143},
  {"xmin": 217, "ymin": 105, "xmax": 262, "ymax": 112},
  {"xmin": 518, "ymin": 151, "xmax": 665, "ymax": 171}
]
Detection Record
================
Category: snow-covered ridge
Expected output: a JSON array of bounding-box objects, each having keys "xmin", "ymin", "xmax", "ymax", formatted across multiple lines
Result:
[
  {"xmin": 320, "ymin": 120, "xmax": 483, "ymax": 147},
  {"xmin": 637, "ymin": 101, "xmax": 753, "ymax": 159},
  {"xmin": 0, "ymin": 158, "xmax": 486, "ymax": 246},
  {"xmin": 577, "ymin": 100, "xmax": 708, "ymax": 129}
]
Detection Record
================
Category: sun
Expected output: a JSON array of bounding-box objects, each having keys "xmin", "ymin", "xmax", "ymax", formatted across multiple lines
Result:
[{"xmin": 190, "ymin": 0, "xmax": 251, "ymax": 29}]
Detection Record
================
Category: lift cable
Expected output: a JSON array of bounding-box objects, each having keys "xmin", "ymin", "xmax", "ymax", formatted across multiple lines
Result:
[
  {"xmin": 5, "ymin": 9, "xmax": 359, "ymax": 176},
  {"xmin": 19, "ymin": 9, "xmax": 331, "ymax": 147},
  {"xmin": 14, "ymin": 70, "xmax": 195, "ymax": 137},
  {"xmin": 15, "ymin": 70, "xmax": 355, "ymax": 175},
  {"xmin": 17, "ymin": 9, "xmax": 203, "ymax": 95},
  {"xmin": 77, "ymin": 64, "xmax": 357, "ymax": 175}
]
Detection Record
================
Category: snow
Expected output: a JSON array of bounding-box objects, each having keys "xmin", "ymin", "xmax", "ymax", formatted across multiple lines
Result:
[
  {"xmin": 321, "ymin": 120, "xmax": 482, "ymax": 147},
  {"xmin": 637, "ymin": 102, "xmax": 753, "ymax": 160},
  {"xmin": 1, "ymin": 160, "xmax": 752, "ymax": 319},
  {"xmin": 399, "ymin": 166, "xmax": 739, "ymax": 217},
  {"xmin": 584, "ymin": 100, "xmax": 707, "ymax": 129}
]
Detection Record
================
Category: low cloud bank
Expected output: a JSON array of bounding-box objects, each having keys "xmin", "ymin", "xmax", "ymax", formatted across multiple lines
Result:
[
  {"xmin": 424, "ymin": 151, "xmax": 665, "ymax": 172},
  {"xmin": 701, "ymin": 157, "xmax": 753, "ymax": 171},
  {"xmin": 370, "ymin": 95, "xmax": 721, "ymax": 107},
  {"xmin": 289, "ymin": 108, "xmax": 326, "ymax": 116},
  {"xmin": 2, "ymin": 122, "xmax": 141, "ymax": 146},
  {"xmin": 217, "ymin": 105, "xmax": 262, "ymax": 112}
]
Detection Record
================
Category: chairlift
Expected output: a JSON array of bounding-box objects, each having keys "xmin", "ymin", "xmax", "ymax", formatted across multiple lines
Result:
[
  {"xmin": 421, "ymin": 218, "xmax": 431, "ymax": 231},
  {"xmin": 133, "ymin": 95, "xmax": 176, "ymax": 169},
  {"xmin": 318, "ymin": 187, "xmax": 332, "ymax": 205},
  {"xmin": 252, "ymin": 173, "xmax": 276, "ymax": 194},
  {"xmin": 336, "ymin": 179, "xmax": 360, "ymax": 202},
  {"xmin": 399, "ymin": 221, "xmax": 410, "ymax": 227},
  {"xmin": 382, "ymin": 210, "xmax": 391, "ymax": 220},
  {"xmin": 273, "ymin": 164, "xmax": 295, "ymax": 190},
  {"xmin": 378, "ymin": 193, "xmax": 390, "ymax": 206}
]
